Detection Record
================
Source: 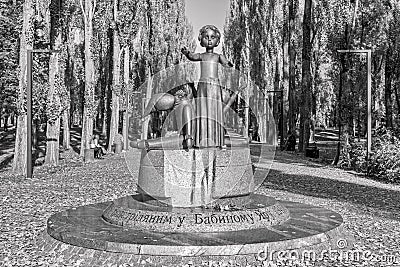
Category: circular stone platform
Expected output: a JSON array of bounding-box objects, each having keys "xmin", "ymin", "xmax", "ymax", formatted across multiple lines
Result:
[{"xmin": 44, "ymin": 194, "xmax": 351, "ymax": 256}]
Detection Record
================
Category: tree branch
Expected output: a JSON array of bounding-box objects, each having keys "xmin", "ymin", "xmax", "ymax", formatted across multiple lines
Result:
[
  {"xmin": 90, "ymin": 0, "xmax": 97, "ymax": 20},
  {"xmin": 119, "ymin": 46, "xmax": 125, "ymax": 60},
  {"xmin": 79, "ymin": 0, "xmax": 87, "ymax": 24}
]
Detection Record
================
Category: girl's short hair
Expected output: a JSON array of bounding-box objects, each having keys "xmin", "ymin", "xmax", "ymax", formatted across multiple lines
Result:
[{"xmin": 198, "ymin": 25, "xmax": 221, "ymax": 44}]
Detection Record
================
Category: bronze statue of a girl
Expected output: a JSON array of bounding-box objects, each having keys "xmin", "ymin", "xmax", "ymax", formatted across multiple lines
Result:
[
  {"xmin": 131, "ymin": 25, "xmax": 248, "ymax": 150},
  {"xmin": 181, "ymin": 25, "xmax": 234, "ymax": 148}
]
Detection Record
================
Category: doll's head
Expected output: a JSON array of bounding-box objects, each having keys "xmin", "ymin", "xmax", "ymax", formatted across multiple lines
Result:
[{"xmin": 198, "ymin": 25, "xmax": 221, "ymax": 48}]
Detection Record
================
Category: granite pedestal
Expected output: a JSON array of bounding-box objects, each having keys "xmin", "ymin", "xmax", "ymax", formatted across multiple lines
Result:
[
  {"xmin": 138, "ymin": 147, "xmax": 254, "ymax": 207},
  {"xmin": 40, "ymin": 195, "xmax": 351, "ymax": 259}
]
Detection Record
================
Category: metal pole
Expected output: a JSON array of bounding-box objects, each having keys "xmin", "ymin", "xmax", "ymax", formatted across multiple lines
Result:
[
  {"xmin": 27, "ymin": 50, "xmax": 33, "ymax": 179},
  {"xmin": 367, "ymin": 50, "xmax": 372, "ymax": 160}
]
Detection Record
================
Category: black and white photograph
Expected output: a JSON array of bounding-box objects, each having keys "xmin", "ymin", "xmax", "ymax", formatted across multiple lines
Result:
[{"xmin": 0, "ymin": 0, "xmax": 399, "ymax": 266}]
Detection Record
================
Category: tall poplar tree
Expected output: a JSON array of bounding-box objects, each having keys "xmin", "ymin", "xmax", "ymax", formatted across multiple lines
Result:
[
  {"xmin": 288, "ymin": 0, "xmax": 298, "ymax": 133},
  {"xmin": 79, "ymin": 0, "xmax": 96, "ymax": 158},
  {"xmin": 298, "ymin": 0, "xmax": 312, "ymax": 152},
  {"xmin": 108, "ymin": 0, "xmax": 121, "ymax": 151},
  {"xmin": 45, "ymin": 0, "xmax": 67, "ymax": 166},
  {"xmin": 12, "ymin": 0, "xmax": 35, "ymax": 175}
]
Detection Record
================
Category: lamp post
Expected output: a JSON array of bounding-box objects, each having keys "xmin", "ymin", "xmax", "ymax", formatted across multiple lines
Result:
[
  {"xmin": 26, "ymin": 49, "xmax": 60, "ymax": 178},
  {"xmin": 337, "ymin": 49, "xmax": 372, "ymax": 159}
]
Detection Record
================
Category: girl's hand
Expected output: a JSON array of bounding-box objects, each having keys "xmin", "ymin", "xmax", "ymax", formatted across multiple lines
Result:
[{"xmin": 181, "ymin": 48, "xmax": 201, "ymax": 61}]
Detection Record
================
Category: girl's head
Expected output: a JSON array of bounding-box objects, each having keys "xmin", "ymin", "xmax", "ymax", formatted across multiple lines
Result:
[{"xmin": 198, "ymin": 25, "xmax": 221, "ymax": 48}]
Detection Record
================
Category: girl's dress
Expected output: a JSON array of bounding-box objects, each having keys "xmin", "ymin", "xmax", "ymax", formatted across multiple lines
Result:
[{"xmin": 195, "ymin": 77, "xmax": 224, "ymax": 148}]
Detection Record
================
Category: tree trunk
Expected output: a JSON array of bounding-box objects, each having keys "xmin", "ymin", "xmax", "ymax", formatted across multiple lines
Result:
[
  {"xmin": 142, "ymin": 65, "xmax": 152, "ymax": 139},
  {"xmin": 45, "ymin": 117, "xmax": 60, "ymax": 165},
  {"xmin": 273, "ymin": 58, "xmax": 282, "ymax": 148},
  {"xmin": 60, "ymin": 45, "xmax": 71, "ymax": 151},
  {"xmin": 288, "ymin": 0, "xmax": 298, "ymax": 134},
  {"xmin": 98, "ymin": 49, "xmax": 106, "ymax": 134},
  {"xmin": 102, "ymin": 95, "xmax": 108, "ymax": 135},
  {"xmin": 45, "ymin": 30, "xmax": 62, "ymax": 166},
  {"xmin": 281, "ymin": 0, "xmax": 289, "ymax": 144},
  {"xmin": 13, "ymin": 0, "xmax": 34, "ymax": 175},
  {"xmin": 384, "ymin": 50, "xmax": 393, "ymax": 128},
  {"xmin": 108, "ymin": 0, "xmax": 121, "ymax": 152},
  {"xmin": 267, "ymin": 97, "xmax": 277, "ymax": 145},
  {"xmin": 80, "ymin": 0, "xmax": 96, "ymax": 158},
  {"xmin": 32, "ymin": 119, "xmax": 39, "ymax": 149},
  {"xmin": 62, "ymin": 108, "xmax": 71, "ymax": 149},
  {"xmin": 299, "ymin": 0, "xmax": 312, "ymax": 152},
  {"xmin": 13, "ymin": 116, "xmax": 28, "ymax": 173},
  {"xmin": 395, "ymin": 84, "xmax": 400, "ymax": 121},
  {"xmin": 243, "ymin": 22, "xmax": 250, "ymax": 139},
  {"xmin": 102, "ymin": 28, "xmax": 113, "ymax": 136},
  {"xmin": 122, "ymin": 46, "xmax": 130, "ymax": 150}
]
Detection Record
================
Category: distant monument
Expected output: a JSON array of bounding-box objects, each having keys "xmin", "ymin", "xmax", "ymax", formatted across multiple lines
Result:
[{"xmin": 40, "ymin": 25, "xmax": 352, "ymax": 264}]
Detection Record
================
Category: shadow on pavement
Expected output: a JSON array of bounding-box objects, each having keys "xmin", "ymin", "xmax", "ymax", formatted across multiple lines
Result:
[
  {"xmin": 263, "ymin": 167, "xmax": 400, "ymax": 221},
  {"xmin": 0, "ymin": 126, "xmax": 110, "ymax": 172}
]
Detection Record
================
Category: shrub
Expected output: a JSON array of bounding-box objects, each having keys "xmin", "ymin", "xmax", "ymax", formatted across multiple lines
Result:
[
  {"xmin": 340, "ymin": 127, "xmax": 400, "ymax": 183},
  {"xmin": 368, "ymin": 127, "xmax": 400, "ymax": 182},
  {"xmin": 339, "ymin": 138, "xmax": 367, "ymax": 173}
]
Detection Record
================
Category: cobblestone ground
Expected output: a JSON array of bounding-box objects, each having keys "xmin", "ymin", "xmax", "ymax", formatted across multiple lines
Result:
[{"xmin": 0, "ymin": 148, "xmax": 399, "ymax": 267}]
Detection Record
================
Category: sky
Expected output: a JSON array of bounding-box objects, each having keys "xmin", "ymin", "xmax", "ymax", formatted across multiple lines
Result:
[{"xmin": 185, "ymin": 0, "xmax": 231, "ymax": 53}]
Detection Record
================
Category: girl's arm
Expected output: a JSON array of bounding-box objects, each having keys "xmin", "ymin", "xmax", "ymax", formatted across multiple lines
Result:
[
  {"xmin": 181, "ymin": 47, "xmax": 201, "ymax": 61},
  {"xmin": 219, "ymin": 54, "xmax": 234, "ymax": 67}
]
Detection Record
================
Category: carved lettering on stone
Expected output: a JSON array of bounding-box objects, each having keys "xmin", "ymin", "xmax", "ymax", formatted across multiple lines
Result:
[{"xmin": 108, "ymin": 207, "xmax": 284, "ymax": 227}]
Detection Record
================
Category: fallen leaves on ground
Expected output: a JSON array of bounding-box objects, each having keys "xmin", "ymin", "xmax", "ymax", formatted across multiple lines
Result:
[
  {"xmin": 0, "ymin": 150, "xmax": 399, "ymax": 267},
  {"xmin": 0, "ymin": 153, "xmax": 137, "ymax": 267}
]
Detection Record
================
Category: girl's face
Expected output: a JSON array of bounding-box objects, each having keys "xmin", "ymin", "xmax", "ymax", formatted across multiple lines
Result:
[{"xmin": 200, "ymin": 28, "xmax": 219, "ymax": 48}]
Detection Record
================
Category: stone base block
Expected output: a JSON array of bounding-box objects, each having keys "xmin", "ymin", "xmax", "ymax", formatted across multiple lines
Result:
[{"xmin": 137, "ymin": 147, "xmax": 254, "ymax": 207}]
